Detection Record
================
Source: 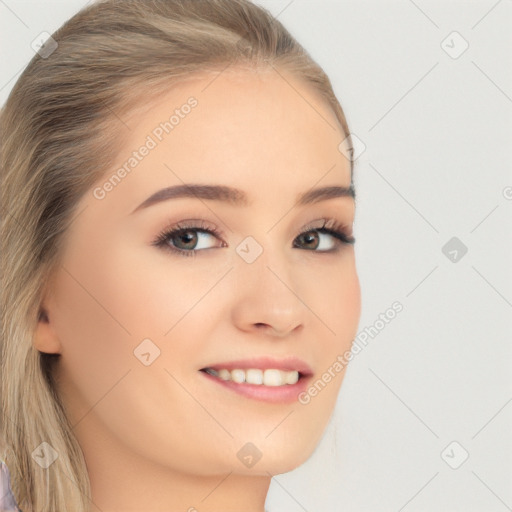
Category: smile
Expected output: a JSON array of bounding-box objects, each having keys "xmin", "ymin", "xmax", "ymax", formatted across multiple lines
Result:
[
  {"xmin": 199, "ymin": 367, "xmax": 312, "ymax": 404},
  {"xmin": 202, "ymin": 367, "xmax": 300, "ymax": 386}
]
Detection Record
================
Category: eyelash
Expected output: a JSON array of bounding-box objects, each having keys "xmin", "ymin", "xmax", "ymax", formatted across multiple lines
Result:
[{"xmin": 151, "ymin": 218, "xmax": 355, "ymax": 258}]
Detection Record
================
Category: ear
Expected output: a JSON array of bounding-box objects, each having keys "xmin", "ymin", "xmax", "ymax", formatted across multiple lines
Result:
[{"xmin": 33, "ymin": 293, "xmax": 62, "ymax": 354}]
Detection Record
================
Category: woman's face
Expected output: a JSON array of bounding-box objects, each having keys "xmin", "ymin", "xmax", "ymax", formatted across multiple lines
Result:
[{"xmin": 37, "ymin": 68, "xmax": 361, "ymax": 480}]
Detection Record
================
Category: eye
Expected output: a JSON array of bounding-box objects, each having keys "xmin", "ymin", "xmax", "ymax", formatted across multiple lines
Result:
[
  {"xmin": 293, "ymin": 218, "xmax": 355, "ymax": 252},
  {"xmin": 152, "ymin": 220, "xmax": 225, "ymax": 258},
  {"xmin": 152, "ymin": 217, "xmax": 355, "ymax": 258}
]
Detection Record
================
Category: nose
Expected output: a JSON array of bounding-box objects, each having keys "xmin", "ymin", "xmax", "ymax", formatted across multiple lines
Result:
[{"xmin": 230, "ymin": 251, "xmax": 306, "ymax": 338}]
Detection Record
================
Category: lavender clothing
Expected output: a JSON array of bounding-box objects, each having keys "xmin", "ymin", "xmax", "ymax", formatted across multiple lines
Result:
[{"xmin": 0, "ymin": 460, "xmax": 22, "ymax": 512}]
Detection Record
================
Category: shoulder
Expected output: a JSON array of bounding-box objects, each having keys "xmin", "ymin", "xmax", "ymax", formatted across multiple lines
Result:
[{"xmin": 0, "ymin": 460, "xmax": 22, "ymax": 511}]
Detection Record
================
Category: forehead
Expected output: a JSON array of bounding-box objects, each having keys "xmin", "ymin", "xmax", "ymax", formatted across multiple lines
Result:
[
  {"xmin": 126, "ymin": 67, "xmax": 347, "ymax": 159},
  {"xmin": 89, "ymin": 67, "xmax": 352, "ymax": 216}
]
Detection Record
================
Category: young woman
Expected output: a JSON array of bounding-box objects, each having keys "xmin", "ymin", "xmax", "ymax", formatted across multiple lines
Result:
[{"xmin": 0, "ymin": 1, "xmax": 361, "ymax": 510}]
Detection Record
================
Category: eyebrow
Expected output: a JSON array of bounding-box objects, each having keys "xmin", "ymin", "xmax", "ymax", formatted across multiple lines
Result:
[{"xmin": 130, "ymin": 183, "xmax": 355, "ymax": 214}]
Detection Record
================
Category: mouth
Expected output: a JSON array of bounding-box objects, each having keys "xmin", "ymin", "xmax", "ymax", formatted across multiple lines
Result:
[
  {"xmin": 198, "ymin": 357, "xmax": 313, "ymax": 404},
  {"xmin": 199, "ymin": 367, "xmax": 306, "ymax": 386}
]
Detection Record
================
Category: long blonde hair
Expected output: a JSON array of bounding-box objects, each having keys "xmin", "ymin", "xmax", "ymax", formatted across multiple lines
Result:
[{"xmin": 0, "ymin": 0, "xmax": 353, "ymax": 509}]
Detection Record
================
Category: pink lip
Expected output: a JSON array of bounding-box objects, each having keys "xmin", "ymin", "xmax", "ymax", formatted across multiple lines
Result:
[
  {"xmin": 198, "ymin": 356, "xmax": 314, "ymax": 404},
  {"xmin": 200, "ymin": 356, "xmax": 314, "ymax": 376},
  {"xmin": 200, "ymin": 370, "xmax": 313, "ymax": 404}
]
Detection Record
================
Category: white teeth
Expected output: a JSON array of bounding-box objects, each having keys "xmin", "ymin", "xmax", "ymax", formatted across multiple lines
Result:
[
  {"xmin": 263, "ymin": 369, "xmax": 282, "ymax": 386},
  {"xmin": 205, "ymin": 368, "xmax": 300, "ymax": 386},
  {"xmin": 246, "ymin": 369, "xmax": 263, "ymax": 385},
  {"xmin": 218, "ymin": 369, "xmax": 231, "ymax": 381},
  {"xmin": 231, "ymin": 369, "xmax": 245, "ymax": 383},
  {"xmin": 285, "ymin": 370, "xmax": 299, "ymax": 385}
]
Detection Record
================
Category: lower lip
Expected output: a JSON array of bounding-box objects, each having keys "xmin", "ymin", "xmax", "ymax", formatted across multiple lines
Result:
[{"xmin": 200, "ymin": 371, "xmax": 312, "ymax": 404}]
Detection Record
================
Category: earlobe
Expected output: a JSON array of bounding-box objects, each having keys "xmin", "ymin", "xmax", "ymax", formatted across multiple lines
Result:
[{"xmin": 33, "ymin": 306, "xmax": 62, "ymax": 354}]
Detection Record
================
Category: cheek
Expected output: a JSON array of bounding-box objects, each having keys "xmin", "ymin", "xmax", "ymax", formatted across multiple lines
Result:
[
  {"xmin": 336, "ymin": 264, "xmax": 362, "ymax": 344},
  {"xmin": 53, "ymin": 231, "xmax": 227, "ymax": 382},
  {"xmin": 309, "ymin": 252, "xmax": 361, "ymax": 352},
  {"xmin": 302, "ymin": 256, "xmax": 361, "ymax": 404},
  {"xmin": 49, "ymin": 253, "xmax": 139, "ymax": 423}
]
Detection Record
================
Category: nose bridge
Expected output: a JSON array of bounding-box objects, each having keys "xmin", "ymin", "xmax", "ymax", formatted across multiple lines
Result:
[{"xmin": 235, "ymin": 231, "xmax": 290, "ymax": 292}]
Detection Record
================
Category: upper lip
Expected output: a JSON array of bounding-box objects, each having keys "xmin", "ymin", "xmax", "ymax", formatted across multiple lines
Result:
[{"xmin": 200, "ymin": 356, "xmax": 314, "ymax": 376}]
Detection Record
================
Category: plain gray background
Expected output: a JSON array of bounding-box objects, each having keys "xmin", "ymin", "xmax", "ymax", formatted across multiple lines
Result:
[{"xmin": 1, "ymin": 1, "xmax": 511, "ymax": 511}]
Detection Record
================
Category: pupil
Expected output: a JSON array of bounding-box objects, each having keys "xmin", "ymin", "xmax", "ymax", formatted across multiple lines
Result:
[
  {"xmin": 302, "ymin": 231, "xmax": 318, "ymax": 249},
  {"xmin": 177, "ymin": 230, "xmax": 197, "ymax": 249}
]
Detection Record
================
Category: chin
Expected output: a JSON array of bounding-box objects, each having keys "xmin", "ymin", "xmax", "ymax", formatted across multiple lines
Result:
[
  {"xmin": 238, "ymin": 449, "xmax": 315, "ymax": 476},
  {"xmin": 230, "ymin": 433, "xmax": 321, "ymax": 476}
]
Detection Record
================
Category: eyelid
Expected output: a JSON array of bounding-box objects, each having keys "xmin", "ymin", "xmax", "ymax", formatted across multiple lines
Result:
[
  {"xmin": 151, "ymin": 218, "xmax": 226, "ymax": 250},
  {"xmin": 156, "ymin": 218, "xmax": 225, "ymax": 238},
  {"xmin": 298, "ymin": 218, "xmax": 353, "ymax": 237}
]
